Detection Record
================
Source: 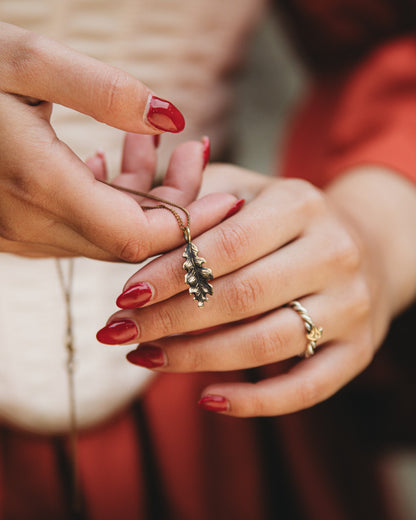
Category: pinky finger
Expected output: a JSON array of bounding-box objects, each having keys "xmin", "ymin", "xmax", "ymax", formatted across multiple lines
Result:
[{"xmin": 198, "ymin": 341, "xmax": 373, "ymax": 417}]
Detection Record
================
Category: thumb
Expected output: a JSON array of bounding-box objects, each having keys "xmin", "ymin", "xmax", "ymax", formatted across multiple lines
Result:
[{"xmin": 0, "ymin": 22, "xmax": 185, "ymax": 134}]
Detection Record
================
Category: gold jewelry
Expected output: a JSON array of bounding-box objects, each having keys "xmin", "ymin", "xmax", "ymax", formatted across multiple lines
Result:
[
  {"xmin": 55, "ymin": 258, "xmax": 80, "ymax": 515},
  {"xmin": 52, "ymin": 184, "xmax": 213, "ymax": 514},
  {"xmin": 287, "ymin": 300, "xmax": 323, "ymax": 358},
  {"xmin": 100, "ymin": 181, "xmax": 213, "ymax": 307},
  {"xmin": 53, "ymin": 182, "xmax": 214, "ymax": 512}
]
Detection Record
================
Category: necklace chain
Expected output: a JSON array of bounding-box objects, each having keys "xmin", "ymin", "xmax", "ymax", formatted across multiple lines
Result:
[
  {"xmin": 55, "ymin": 258, "xmax": 81, "ymax": 515},
  {"xmin": 99, "ymin": 181, "xmax": 191, "ymax": 240},
  {"xmin": 53, "ymin": 181, "xmax": 203, "ymax": 513}
]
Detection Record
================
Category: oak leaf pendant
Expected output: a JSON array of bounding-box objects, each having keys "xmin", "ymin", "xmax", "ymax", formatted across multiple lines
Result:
[{"xmin": 183, "ymin": 242, "xmax": 213, "ymax": 307}]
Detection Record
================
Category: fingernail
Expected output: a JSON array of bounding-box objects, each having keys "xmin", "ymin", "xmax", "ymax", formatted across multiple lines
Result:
[
  {"xmin": 201, "ymin": 136, "xmax": 210, "ymax": 169},
  {"xmin": 96, "ymin": 319, "xmax": 138, "ymax": 345},
  {"xmin": 116, "ymin": 282, "xmax": 153, "ymax": 309},
  {"xmin": 126, "ymin": 344, "xmax": 166, "ymax": 368},
  {"xmin": 197, "ymin": 395, "xmax": 229, "ymax": 412},
  {"xmin": 145, "ymin": 95, "xmax": 185, "ymax": 133},
  {"xmin": 224, "ymin": 199, "xmax": 245, "ymax": 220},
  {"xmin": 153, "ymin": 134, "xmax": 161, "ymax": 148}
]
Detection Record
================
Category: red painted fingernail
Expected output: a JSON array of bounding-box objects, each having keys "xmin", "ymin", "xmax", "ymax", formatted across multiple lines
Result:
[
  {"xmin": 126, "ymin": 344, "xmax": 165, "ymax": 368},
  {"xmin": 224, "ymin": 199, "xmax": 245, "ymax": 219},
  {"xmin": 201, "ymin": 136, "xmax": 210, "ymax": 169},
  {"xmin": 153, "ymin": 134, "xmax": 161, "ymax": 148},
  {"xmin": 145, "ymin": 95, "xmax": 185, "ymax": 133},
  {"xmin": 197, "ymin": 395, "xmax": 229, "ymax": 412},
  {"xmin": 96, "ymin": 319, "xmax": 138, "ymax": 345},
  {"xmin": 116, "ymin": 283, "xmax": 152, "ymax": 309}
]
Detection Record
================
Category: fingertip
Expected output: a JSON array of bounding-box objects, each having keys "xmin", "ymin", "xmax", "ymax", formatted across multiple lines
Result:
[
  {"xmin": 198, "ymin": 382, "xmax": 262, "ymax": 418},
  {"xmin": 116, "ymin": 282, "xmax": 153, "ymax": 309},
  {"xmin": 198, "ymin": 394, "xmax": 230, "ymax": 413},
  {"xmin": 223, "ymin": 198, "xmax": 245, "ymax": 220},
  {"xmin": 119, "ymin": 134, "xmax": 157, "ymax": 191},
  {"xmin": 192, "ymin": 192, "xmax": 239, "ymax": 224},
  {"xmin": 162, "ymin": 140, "xmax": 206, "ymax": 199}
]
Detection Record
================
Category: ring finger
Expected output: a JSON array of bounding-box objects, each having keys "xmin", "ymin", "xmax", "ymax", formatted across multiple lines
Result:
[{"xmin": 125, "ymin": 293, "xmax": 341, "ymax": 371}]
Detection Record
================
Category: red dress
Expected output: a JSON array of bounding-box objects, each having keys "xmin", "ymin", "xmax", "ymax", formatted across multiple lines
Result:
[{"xmin": 1, "ymin": 1, "xmax": 416, "ymax": 518}]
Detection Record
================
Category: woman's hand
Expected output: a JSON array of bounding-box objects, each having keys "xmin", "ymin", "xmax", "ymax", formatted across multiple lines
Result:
[
  {"xmin": 0, "ymin": 23, "xmax": 236, "ymax": 260},
  {"xmin": 97, "ymin": 164, "xmax": 416, "ymax": 417}
]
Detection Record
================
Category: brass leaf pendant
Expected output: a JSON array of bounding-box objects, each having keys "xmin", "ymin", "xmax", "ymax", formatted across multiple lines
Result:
[
  {"xmin": 96, "ymin": 182, "xmax": 213, "ymax": 307},
  {"xmin": 183, "ymin": 241, "xmax": 213, "ymax": 307}
]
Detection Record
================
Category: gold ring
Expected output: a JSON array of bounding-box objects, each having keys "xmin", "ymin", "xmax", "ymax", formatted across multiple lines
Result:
[{"xmin": 287, "ymin": 300, "xmax": 323, "ymax": 358}]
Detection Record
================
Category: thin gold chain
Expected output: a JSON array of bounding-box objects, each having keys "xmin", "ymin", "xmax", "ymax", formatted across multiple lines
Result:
[
  {"xmin": 98, "ymin": 180, "xmax": 190, "ymax": 235},
  {"xmin": 52, "ymin": 184, "xmax": 193, "ymax": 516},
  {"xmin": 55, "ymin": 258, "xmax": 81, "ymax": 515}
]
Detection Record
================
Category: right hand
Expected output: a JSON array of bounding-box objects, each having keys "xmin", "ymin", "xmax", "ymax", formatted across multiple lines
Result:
[{"xmin": 0, "ymin": 23, "xmax": 236, "ymax": 260}]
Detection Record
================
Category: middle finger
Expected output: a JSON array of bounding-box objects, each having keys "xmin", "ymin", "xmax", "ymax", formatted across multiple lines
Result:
[
  {"xmin": 98, "ymin": 234, "xmax": 333, "ymax": 344},
  {"xmin": 116, "ymin": 180, "xmax": 310, "ymax": 309}
]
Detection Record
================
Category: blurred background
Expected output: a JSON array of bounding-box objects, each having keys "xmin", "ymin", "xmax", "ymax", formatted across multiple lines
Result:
[
  {"xmin": 234, "ymin": 17, "xmax": 416, "ymax": 520},
  {"xmin": 0, "ymin": 2, "xmax": 414, "ymax": 518},
  {"xmin": 231, "ymin": 15, "xmax": 304, "ymax": 176}
]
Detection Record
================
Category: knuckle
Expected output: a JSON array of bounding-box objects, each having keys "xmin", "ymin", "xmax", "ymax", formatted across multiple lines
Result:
[
  {"xmin": 150, "ymin": 306, "xmax": 178, "ymax": 338},
  {"xmin": 250, "ymin": 395, "xmax": 267, "ymax": 417},
  {"xmin": 223, "ymin": 277, "xmax": 263, "ymax": 317},
  {"xmin": 321, "ymin": 230, "xmax": 362, "ymax": 277},
  {"xmin": 297, "ymin": 377, "xmax": 323, "ymax": 409},
  {"xmin": 267, "ymin": 326, "xmax": 292, "ymax": 357},
  {"xmin": 240, "ymin": 391, "xmax": 267, "ymax": 417},
  {"xmin": 4, "ymin": 32, "xmax": 48, "ymax": 90},
  {"xmin": 336, "ymin": 233, "xmax": 362, "ymax": 272},
  {"xmin": 247, "ymin": 332, "xmax": 275, "ymax": 366},
  {"xmin": 354, "ymin": 340, "xmax": 374, "ymax": 370},
  {"xmin": 216, "ymin": 222, "xmax": 249, "ymax": 266},
  {"xmin": 0, "ymin": 221, "xmax": 21, "ymax": 242},
  {"xmin": 288, "ymin": 179, "xmax": 325, "ymax": 217},
  {"xmin": 180, "ymin": 343, "xmax": 204, "ymax": 372},
  {"xmin": 351, "ymin": 279, "xmax": 372, "ymax": 322},
  {"xmin": 117, "ymin": 237, "xmax": 145, "ymax": 263},
  {"xmin": 10, "ymin": 169, "xmax": 43, "ymax": 201},
  {"xmin": 5, "ymin": 142, "xmax": 57, "ymax": 203},
  {"xmin": 4, "ymin": 33, "xmax": 33, "ymax": 80},
  {"xmin": 248, "ymin": 327, "xmax": 287, "ymax": 365},
  {"xmin": 102, "ymin": 72, "xmax": 127, "ymax": 116}
]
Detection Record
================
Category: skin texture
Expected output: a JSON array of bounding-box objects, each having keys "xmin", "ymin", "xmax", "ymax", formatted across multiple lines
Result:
[
  {"xmin": 2, "ymin": 22, "xmax": 415, "ymax": 420},
  {"xmin": 100, "ymin": 163, "xmax": 416, "ymax": 417},
  {"xmin": 0, "ymin": 22, "xmax": 236, "ymax": 261}
]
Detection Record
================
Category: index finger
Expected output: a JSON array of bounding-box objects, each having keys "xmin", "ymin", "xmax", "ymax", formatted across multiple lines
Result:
[
  {"xmin": 51, "ymin": 142, "xmax": 237, "ymax": 263},
  {"xmin": 116, "ymin": 180, "xmax": 308, "ymax": 304},
  {"xmin": 0, "ymin": 22, "xmax": 184, "ymax": 134}
]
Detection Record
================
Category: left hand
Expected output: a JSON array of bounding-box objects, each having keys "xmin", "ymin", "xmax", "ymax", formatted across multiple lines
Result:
[{"xmin": 96, "ymin": 164, "xmax": 413, "ymax": 417}]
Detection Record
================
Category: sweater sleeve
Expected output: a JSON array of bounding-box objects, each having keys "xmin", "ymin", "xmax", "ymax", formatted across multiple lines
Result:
[{"xmin": 277, "ymin": 0, "xmax": 416, "ymax": 187}]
